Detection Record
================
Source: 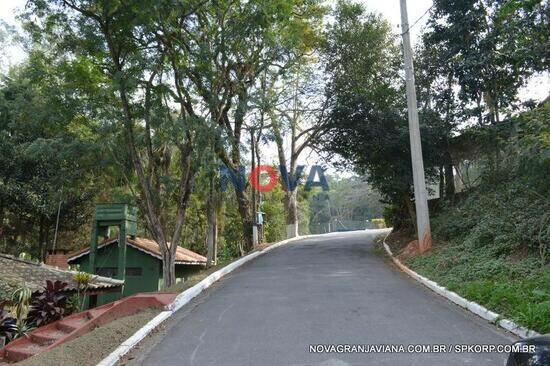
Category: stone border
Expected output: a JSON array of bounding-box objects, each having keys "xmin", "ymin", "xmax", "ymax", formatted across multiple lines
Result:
[
  {"xmin": 97, "ymin": 234, "xmax": 315, "ymax": 366},
  {"xmin": 381, "ymin": 231, "xmax": 540, "ymax": 339}
]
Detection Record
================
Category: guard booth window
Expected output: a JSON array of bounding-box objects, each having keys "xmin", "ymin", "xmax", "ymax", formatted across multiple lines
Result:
[
  {"xmin": 126, "ymin": 267, "xmax": 143, "ymax": 276},
  {"xmin": 96, "ymin": 267, "xmax": 142, "ymax": 277}
]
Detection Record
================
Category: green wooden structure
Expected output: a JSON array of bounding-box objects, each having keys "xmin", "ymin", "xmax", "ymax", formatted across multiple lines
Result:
[
  {"xmin": 91, "ymin": 203, "xmax": 137, "ymax": 282},
  {"xmin": 68, "ymin": 204, "xmax": 205, "ymax": 306}
]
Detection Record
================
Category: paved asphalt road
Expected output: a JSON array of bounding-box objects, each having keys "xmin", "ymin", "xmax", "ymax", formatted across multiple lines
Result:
[{"xmin": 134, "ymin": 230, "xmax": 515, "ymax": 366}]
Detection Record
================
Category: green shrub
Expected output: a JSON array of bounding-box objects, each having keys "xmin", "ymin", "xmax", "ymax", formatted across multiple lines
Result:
[{"xmin": 405, "ymin": 105, "xmax": 550, "ymax": 333}]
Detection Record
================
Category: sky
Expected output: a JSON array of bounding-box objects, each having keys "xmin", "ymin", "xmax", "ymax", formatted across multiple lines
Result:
[
  {"xmin": 362, "ymin": 0, "xmax": 433, "ymax": 43},
  {"xmin": 0, "ymin": 0, "xmax": 26, "ymax": 70},
  {"xmin": 0, "ymin": 0, "xmax": 548, "ymax": 175}
]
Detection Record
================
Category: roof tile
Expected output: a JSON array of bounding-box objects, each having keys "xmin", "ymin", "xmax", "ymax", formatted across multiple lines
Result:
[
  {"xmin": 0, "ymin": 254, "xmax": 123, "ymax": 300},
  {"xmin": 67, "ymin": 236, "xmax": 207, "ymax": 265}
]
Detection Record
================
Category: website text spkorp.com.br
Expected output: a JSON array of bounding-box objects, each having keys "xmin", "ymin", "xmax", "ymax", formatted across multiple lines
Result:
[{"xmin": 308, "ymin": 343, "xmax": 535, "ymax": 354}]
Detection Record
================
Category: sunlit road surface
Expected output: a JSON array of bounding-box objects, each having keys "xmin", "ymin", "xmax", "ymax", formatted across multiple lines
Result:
[{"xmin": 133, "ymin": 230, "xmax": 514, "ymax": 366}]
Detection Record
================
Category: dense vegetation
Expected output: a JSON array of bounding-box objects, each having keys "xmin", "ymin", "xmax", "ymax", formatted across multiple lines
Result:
[
  {"xmin": 0, "ymin": 0, "xmax": 547, "ymax": 335},
  {"xmin": 309, "ymin": 176, "xmax": 385, "ymax": 233},
  {"xmin": 405, "ymin": 105, "xmax": 550, "ymax": 333},
  {"xmin": 318, "ymin": 0, "xmax": 549, "ymax": 333}
]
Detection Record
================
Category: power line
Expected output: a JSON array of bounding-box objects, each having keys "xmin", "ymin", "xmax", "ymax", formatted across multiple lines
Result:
[{"xmin": 399, "ymin": 4, "xmax": 434, "ymax": 36}]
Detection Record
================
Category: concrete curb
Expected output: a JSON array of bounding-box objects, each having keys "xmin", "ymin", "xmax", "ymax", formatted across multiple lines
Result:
[
  {"xmin": 97, "ymin": 234, "xmax": 315, "ymax": 366},
  {"xmin": 381, "ymin": 231, "xmax": 540, "ymax": 340}
]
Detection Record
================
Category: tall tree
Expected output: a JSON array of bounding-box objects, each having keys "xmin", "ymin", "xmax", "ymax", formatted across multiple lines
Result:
[
  {"xmin": 0, "ymin": 51, "xmax": 102, "ymax": 259},
  {"xmin": 321, "ymin": 1, "xmax": 441, "ymax": 228},
  {"xmin": 161, "ymin": 0, "xmax": 323, "ymax": 251},
  {"xmin": 425, "ymin": 0, "xmax": 549, "ymax": 125},
  {"xmin": 25, "ymin": 0, "xmax": 206, "ymax": 287},
  {"xmin": 264, "ymin": 61, "xmax": 327, "ymax": 238}
]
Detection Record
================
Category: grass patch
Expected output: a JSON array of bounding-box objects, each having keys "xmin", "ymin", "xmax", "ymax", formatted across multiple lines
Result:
[
  {"xmin": 165, "ymin": 258, "xmax": 235, "ymax": 293},
  {"xmin": 396, "ymin": 120, "xmax": 550, "ymax": 336},
  {"xmin": 400, "ymin": 236, "xmax": 550, "ymax": 333}
]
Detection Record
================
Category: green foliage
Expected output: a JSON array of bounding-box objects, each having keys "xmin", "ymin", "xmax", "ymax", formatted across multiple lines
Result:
[
  {"xmin": 408, "ymin": 246, "xmax": 549, "ymax": 333},
  {"xmin": 73, "ymin": 272, "xmax": 92, "ymax": 286},
  {"xmin": 261, "ymin": 185, "xmax": 286, "ymax": 243},
  {"xmin": 73, "ymin": 271, "xmax": 93, "ymax": 312},
  {"xmin": 309, "ymin": 176, "xmax": 386, "ymax": 231},
  {"xmin": 18, "ymin": 0, "xmax": 325, "ymax": 270},
  {"xmin": 66, "ymin": 294, "xmax": 81, "ymax": 315},
  {"xmin": 218, "ymin": 192, "xmax": 245, "ymax": 259},
  {"xmin": 433, "ymin": 105, "xmax": 550, "ymax": 264},
  {"xmin": 0, "ymin": 51, "xmax": 106, "ymax": 258},
  {"xmin": 12, "ymin": 320, "xmax": 35, "ymax": 340},
  {"xmin": 321, "ymin": 1, "xmax": 440, "ymax": 221},
  {"xmin": 10, "ymin": 286, "xmax": 35, "ymax": 340},
  {"xmin": 406, "ymin": 104, "xmax": 550, "ymax": 333},
  {"xmin": 297, "ymin": 189, "xmax": 311, "ymax": 236},
  {"xmin": 383, "ymin": 205, "xmax": 410, "ymax": 230},
  {"xmin": 217, "ymin": 243, "xmax": 238, "ymax": 263},
  {"xmin": 0, "ymin": 305, "xmax": 16, "ymax": 343},
  {"xmin": 27, "ymin": 280, "xmax": 69, "ymax": 327},
  {"xmin": 424, "ymin": 0, "xmax": 548, "ymax": 124}
]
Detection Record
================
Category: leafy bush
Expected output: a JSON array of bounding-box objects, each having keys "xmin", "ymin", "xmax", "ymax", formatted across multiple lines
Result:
[
  {"xmin": 404, "ymin": 105, "xmax": 550, "ymax": 333},
  {"xmin": 12, "ymin": 321, "xmax": 35, "ymax": 340},
  {"xmin": 9, "ymin": 286, "xmax": 35, "ymax": 340},
  {"xmin": 217, "ymin": 241, "xmax": 238, "ymax": 262},
  {"xmin": 27, "ymin": 280, "xmax": 68, "ymax": 327},
  {"xmin": 383, "ymin": 204, "xmax": 411, "ymax": 230},
  {"xmin": 12, "ymin": 286, "xmax": 32, "ymax": 326},
  {"xmin": 0, "ymin": 305, "xmax": 16, "ymax": 343},
  {"xmin": 261, "ymin": 185, "xmax": 286, "ymax": 243},
  {"xmin": 66, "ymin": 294, "xmax": 81, "ymax": 315}
]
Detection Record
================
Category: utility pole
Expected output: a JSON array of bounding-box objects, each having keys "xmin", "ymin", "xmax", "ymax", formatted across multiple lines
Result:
[
  {"xmin": 399, "ymin": 0, "xmax": 432, "ymax": 252},
  {"xmin": 52, "ymin": 188, "xmax": 63, "ymax": 253},
  {"xmin": 206, "ymin": 173, "xmax": 218, "ymax": 268},
  {"xmin": 250, "ymin": 128, "xmax": 258, "ymax": 248}
]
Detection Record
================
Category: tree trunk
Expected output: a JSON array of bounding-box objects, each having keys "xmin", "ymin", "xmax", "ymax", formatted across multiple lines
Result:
[
  {"xmin": 250, "ymin": 129, "xmax": 258, "ymax": 248},
  {"xmin": 444, "ymin": 163, "xmax": 455, "ymax": 198},
  {"xmin": 235, "ymin": 187, "xmax": 254, "ymax": 253},
  {"xmin": 404, "ymin": 194, "xmax": 417, "ymax": 235},
  {"xmin": 43, "ymin": 225, "xmax": 50, "ymax": 262},
  {"xmin": 206, "ymin": 177, "xmax": 218, "ymax": 267},
  {"xmin": 37, "ymin": 216, "xmax": 46, "ymax": 262},
  {"xmin": 439, "ymin": 166, "xmax": 445, "ymax": 199},
  {"xmin": 0, "ymin": 200, "xmax": 4, "ymax": 239},
  {"xmin": 284, "ymin": 190, "xmax": 299, "ymax": 238},
  {"xmin": 162, "ymin": 249, "xmax": 176, "ymax": 289}
]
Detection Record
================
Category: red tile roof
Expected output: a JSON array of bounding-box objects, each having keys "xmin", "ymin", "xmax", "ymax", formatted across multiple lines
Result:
[{"xmin": 67, "ymin": 236, "xmax": 207, "ymax": 265}]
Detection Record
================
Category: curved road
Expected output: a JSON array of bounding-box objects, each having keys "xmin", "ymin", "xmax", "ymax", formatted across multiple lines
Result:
[{"xmin": 133, "ymin": 230, "xmax": 514, "ymax": 366}]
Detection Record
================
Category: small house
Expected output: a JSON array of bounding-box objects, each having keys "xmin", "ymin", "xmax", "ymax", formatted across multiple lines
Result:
[{"xmin": 67, "ymin": 236, "xmax": 206, "ymax": 305}]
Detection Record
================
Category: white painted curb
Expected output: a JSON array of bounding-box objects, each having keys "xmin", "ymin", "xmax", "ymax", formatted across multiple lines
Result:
[
  {"xmin": 381, "ymin": 231, "xmax": 540, "ymax": 340},
  {"xmin": 97, "ymin": 234, "xmax": 316, "ymax": 366}
]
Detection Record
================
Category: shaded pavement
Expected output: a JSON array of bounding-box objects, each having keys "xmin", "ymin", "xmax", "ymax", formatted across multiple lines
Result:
[{"xmin": 133, "ymin": 230, "xmax": 514, "ymax": 366}]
